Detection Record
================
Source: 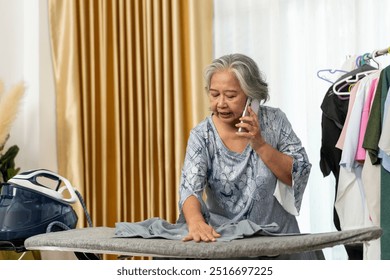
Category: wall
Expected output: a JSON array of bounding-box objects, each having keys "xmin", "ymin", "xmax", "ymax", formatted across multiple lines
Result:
[{"xmin": 0, "ymin": 0, "xmax": 57, "ymax": 172}]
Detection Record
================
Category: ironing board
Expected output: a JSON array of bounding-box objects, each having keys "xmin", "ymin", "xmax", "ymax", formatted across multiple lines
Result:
[{"xmin": 24, "ymin": 226, "xmax": 382, "ymax": 259}]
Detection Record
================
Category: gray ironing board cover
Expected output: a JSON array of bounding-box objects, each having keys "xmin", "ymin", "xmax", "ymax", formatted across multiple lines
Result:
[{"xmin": 24, "ymin": 226, "xmax": 382, "ymax": 259}]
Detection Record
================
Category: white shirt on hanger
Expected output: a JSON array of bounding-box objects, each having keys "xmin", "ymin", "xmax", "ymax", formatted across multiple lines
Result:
[
  {"xmin": 335, "ymin": 71, "xmax": 380, "ymax": 231},
  {"xmin": 335, "ymin": 70, "xmax": 382, "ymax": 260}
]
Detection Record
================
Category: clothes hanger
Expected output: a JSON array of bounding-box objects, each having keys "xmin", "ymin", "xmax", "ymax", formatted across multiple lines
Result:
[
  {"xmin": 327, "ymin": 46, "xmax": 389, "ymax": 95},
  {"xmin": 332, "ymin": 70, "xmax": 377, "ymax": 96},
  {"xmin": 317, "ymin": 69, "xmax": 348, "ymax": 84},
  {"xmin": 370, "ymin": 49, "xmax": 381, "ymax": 69},
  {"xmin": 332, "ymin": 59, "xmax": 378, "ymax": 96}
]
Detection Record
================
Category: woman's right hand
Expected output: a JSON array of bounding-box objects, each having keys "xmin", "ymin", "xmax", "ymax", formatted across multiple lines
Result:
[
  {"xmin": 182, "ymin": 195, "xmax": 221, "ymax": 242},
  {"xmin": 182, "ymin": 220, "xmax": 221, "ymax": 242}
]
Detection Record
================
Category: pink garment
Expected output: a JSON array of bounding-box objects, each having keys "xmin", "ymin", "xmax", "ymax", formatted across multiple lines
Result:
[
  {"xmin": 335, "ymin": 81, "xmax": 360, "ymax": 150},
  {"xmin": 355, "ymin": 78, "xmax": 379, "ymax": 160}
]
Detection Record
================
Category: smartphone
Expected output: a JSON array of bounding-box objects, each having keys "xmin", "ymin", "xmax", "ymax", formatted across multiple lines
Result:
[{"xmin": 238, "ymin": 97, "xmax": 260, "ymax": 132}]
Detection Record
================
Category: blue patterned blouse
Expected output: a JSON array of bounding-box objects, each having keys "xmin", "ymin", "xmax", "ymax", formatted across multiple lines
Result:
[{"xmin": 178, "ymin": 105, "xmax": 311, "ymax": 234}]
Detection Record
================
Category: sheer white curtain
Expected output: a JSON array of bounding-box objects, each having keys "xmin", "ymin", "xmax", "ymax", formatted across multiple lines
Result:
[{"xmin": 213, "ymin": 0, "xmax": 390, "ymax": 259}]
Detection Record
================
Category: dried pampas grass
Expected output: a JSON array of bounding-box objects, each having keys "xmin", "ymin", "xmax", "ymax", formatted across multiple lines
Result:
[{"xmin": 0, "ymin": 81, "xmax": 25, "ymax": 150}]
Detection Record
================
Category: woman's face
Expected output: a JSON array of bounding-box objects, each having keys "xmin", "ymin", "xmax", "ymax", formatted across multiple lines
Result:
[{"xmin": 209, "ymin": 70, "xmax": 247, "ymax": 126}]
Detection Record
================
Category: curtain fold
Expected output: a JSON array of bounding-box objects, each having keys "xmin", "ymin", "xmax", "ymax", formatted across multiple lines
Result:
[{"xmin": 48, "ymin": 0, "xmax": 212, "ymax": 230}]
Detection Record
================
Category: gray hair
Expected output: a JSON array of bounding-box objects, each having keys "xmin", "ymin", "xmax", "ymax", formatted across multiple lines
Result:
[{"xmin": 204, "ymin": 53, "xmax": 269, "ymax": 103}]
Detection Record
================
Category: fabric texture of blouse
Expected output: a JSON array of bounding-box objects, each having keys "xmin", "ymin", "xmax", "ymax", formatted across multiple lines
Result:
[{"xmin": 177, "ymin": 105, "xmax": 311, "ymax": 235}]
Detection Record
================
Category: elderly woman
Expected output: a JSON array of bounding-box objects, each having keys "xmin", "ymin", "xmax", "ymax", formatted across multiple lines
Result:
[{"xmin": 178, "ymin": 53, "xmax": 315, "ymax": 259}]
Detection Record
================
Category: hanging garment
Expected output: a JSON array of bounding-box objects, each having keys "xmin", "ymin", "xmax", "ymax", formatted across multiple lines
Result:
[
  {"xmin": 336, "ymin": 72, "xmax": 380, "ymax": 235},
  {"xmin": 336, "ymin": 166, "xmax": 369, "ymax": 230},
  {"xmin": 320, "ymin": 52, "xmax": 389, "ymax": 260},
  {"xmin": 320, "ymin": 86, "xmax": 348, "ymax": 181},
  {"xmin": 359, "ymin": 72, "xmax": 381, "ymax": 260},
  {"xmin": 377, "ymin": 66, "xmax": 390, "ymax": 260},
  {"xmin": 362, "ymin": 153, "xmax": 381, "ymax": 259},
  {"xmin": 337, "ymin": 71, "xmax": 381, "ymax": 152},
  {"xmin": 363, "ymin": 67, "xmax": 390, "ymax": 164},
  {"xmin": 361, "ymin": 65, "xmax": 390, "ymax": 259},
  {"xmin": 381, "ymin": 166, "xmax": 390, "ymax": 260},
  {"xmin": 319, "ymin": 74, "xmax": 363, "ymax": 259},
  {"xmin": 356, "ymin": 78, "xmax": 379, "ymax": 161},
  {"xmin": 320, "ymin": 85, "xmax": 348, "ymax": 234},
  {"xmin": 378, "ymin": 87, "xmax": 390, "ymax": 172},
  {"xmin": 335, "ymin": 83, "xmax": 360, "ymax": 150}
]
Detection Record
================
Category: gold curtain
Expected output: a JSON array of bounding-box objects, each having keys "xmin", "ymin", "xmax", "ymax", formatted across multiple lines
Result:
[{"xmin": 48, "ymin": 0, "xmax": 212, "ymax": 229}]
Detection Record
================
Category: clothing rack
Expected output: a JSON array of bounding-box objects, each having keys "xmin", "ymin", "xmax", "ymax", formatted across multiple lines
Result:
[
  {"xmin": 317, "ymin": 46, "xmax": 390, "ymax": 84},
  {"xmin": 358, "ymin": 46, "xmax": 390, "ymax": 65},
  {"xmin": 329, "ymin": 46, "xmax": 390, "ymax": 96},
  {"xmin": 372, "ymin": 47, "xmax": 390, "ymax": 57}
]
